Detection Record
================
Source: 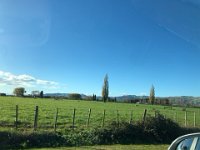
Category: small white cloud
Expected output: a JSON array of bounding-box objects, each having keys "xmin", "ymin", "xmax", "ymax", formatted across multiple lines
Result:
[
  {"xmin": 17, "ymin": 74, "xmax": 36, "ymax": 82},
  {"xmin": 0, "ymin": 70, "xmax": 60, "ymax": 89},
  {"xmin": 36, "ymin": 79, "xmax": 58, "ymax": 86}
]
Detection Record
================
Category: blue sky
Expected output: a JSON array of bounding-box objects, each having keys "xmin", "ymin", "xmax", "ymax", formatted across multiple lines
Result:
[{"xmin": 0, "ymin": 0, "xmax": 200, "ymax": 96}]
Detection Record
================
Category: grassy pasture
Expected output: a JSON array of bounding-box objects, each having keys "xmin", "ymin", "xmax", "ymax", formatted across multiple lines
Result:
[
  {"xmin": 0, "ymin": 96, "xmax": 199, "ymax": 132},
  {"xmin": 29, "ymin": 144, "xmax": 169, "ymax": 150}
]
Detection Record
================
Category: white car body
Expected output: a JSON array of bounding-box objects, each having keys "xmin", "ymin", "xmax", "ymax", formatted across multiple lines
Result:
[{"xmin": 168, "ymin": 133, "xmax": 200, "ymax": 150}]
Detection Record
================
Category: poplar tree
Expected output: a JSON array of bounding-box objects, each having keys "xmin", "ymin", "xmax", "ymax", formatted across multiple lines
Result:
[
  {"xmin": 149, "ymin": 85, "xmax": 155, "ymax": 104},
  {"xmin": 40, "ymin": 91, "xmax": 44, "ymax": 98},
  {"xmin": 102, "ymin": 74, "xmax": 109, "ymax": 102}
]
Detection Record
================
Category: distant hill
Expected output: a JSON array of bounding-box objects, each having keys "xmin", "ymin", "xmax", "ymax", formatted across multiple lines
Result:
[
  {"xmin": 43, "ymin": 93, "xmax": 200, "ymax": 105},
  {"xmin": 115, "ymin": 95, "xmax": 149, "ymax": 101},
  {"xmin": 44, "ymin": 93, "xmax": 147, "ymax": 101},
  {"xmin": 44, "ymin": 93, "xmax": 68, "ymax": 97},
  {"xmin": 166, "ymin": 96, "xmax": 200, "ymax": 105},
  {"xmin": 116, "ymin": 95, "xmax": 137, "ymax": 100},
  {"xmin": 44, "ymin": 93, "xmax": 87, "ymax": 99}
]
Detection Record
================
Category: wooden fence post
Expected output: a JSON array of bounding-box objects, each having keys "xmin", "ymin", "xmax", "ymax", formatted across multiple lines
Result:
[
  {"xmin": 54, "ymin": 108, "xmax": 58, "ymax": 132},
  {"xmin": 15, "ymin": 105, "xmax": 18, "ymax": 129},
  {"xmin": 87, "ymin": 108, "xmax": 91, "ymax": 127},
  {"xmin": 194, "ymin": 112, "xmax": 196, "ymax": 127},
  {"xmin": 142, "ymin": 109, "xmax": 147, "ymax": 125},
  {"xmin": 185, "ymin": 111, "xmax": 187, "ymax": 127},
  {"xmin": 34, "ymin": 106, "xmax": 39, "ymax": 131},
  {"xmin": 130, "ymin": 110, "xmax": 133, "ymax": 124},
  {"xmin": 102, "ymin": 109, "xmax": 105, "ymax": 127},
  {"xmin": 117, "ymin": 110, "xmax": 119, "ymax": 127},
  {"xmin": 72, "ymin": 108, "xmax": 76, "ymax": 130},
  {"xmin": 154, "ymin": 111, "xmax": 157, "ymax": 118},
  {"xmin": 174, "ymin": 112, "xmax": 177, "ymax": 122}
]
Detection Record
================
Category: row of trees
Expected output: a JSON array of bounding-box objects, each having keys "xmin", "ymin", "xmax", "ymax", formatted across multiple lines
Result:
[
  {"xmin": 13, "ymin": 87, "xmax": 43, "ymax": 98},
  {"xmin": 12, "ymin": 74, "xmax": 156, "ymax": 104},
  {"xmin": 32, "ymin": 90, "xmax": 44, "ymax": 98},
  {"xmin": 101, "ymin": 74, "xmax": 156, "ymax": 104}
]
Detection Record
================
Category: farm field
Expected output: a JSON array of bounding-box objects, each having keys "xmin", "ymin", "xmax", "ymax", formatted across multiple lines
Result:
[
  {"xmin": 0, "ymin": 96, "xmax": 199, "ymax": 131},
  {"xmin": 29, "ymin": 144, "xmax": 169, "ymax": 150}
]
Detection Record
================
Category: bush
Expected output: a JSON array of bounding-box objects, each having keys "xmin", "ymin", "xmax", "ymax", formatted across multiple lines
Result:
[
  {"xmin": 0, "ymin": 113, "xmax": 200, "ymax": 149},
  {"xmin": 93, "ymin": 113, "xmax": 198, "ymax": 144},
  {"xmin": 68, "ymin": 93, "xmax": 82, "ymax": 100},
  {"xmin": 107, "ymin": 122, "xmax": 144, "ymax": 144},
  {"xmin": 141, "ymin": 113, "xmax": 182, "ymax": 143},
  {"xmin": 0, "ymin": 93, "xmax": 6, "ymax": 96},
  {"xmin": 0, "ymin": 131, "xmax": 69, "ymax": 149}
]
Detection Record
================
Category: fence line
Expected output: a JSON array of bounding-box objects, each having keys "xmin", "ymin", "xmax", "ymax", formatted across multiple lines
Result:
[{"xmin": 0, "ymin": 105, "xmax": 199, "ymax": 131}]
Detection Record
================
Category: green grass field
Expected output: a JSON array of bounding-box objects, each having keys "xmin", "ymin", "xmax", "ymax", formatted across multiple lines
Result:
[
  {"xmin": 29, "ymin": 144, "xmax": 169, "ymax": 150},
  {"xmin": 0, "ymin": 96, "xmax": 199, "ymax": 132}
]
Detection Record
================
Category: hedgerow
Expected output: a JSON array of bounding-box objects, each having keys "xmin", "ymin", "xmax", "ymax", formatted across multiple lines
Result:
[{"xmin": 0, "ymin": 113, "xmax": 199, "ymax": 149}]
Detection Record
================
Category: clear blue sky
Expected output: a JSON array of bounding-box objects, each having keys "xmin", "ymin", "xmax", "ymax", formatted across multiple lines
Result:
[{"xmin": 0, "ymin": 0, "xmax": 200, "ymax": 97}]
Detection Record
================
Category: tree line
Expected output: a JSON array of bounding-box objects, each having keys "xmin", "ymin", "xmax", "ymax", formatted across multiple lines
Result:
[
  {"xmin": 9, "ymin": 74, "xmax": 157, "ymax": 105},
  {"xmin": 13, "ymin": 87, "xmax": 44, "ymax": 98}
]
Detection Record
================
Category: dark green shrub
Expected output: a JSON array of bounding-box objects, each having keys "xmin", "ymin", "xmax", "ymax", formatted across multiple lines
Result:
[
  {"xmin": 68, "ymin": 93, "xmax": 82, "ymax": 100},
  {"xmin": 93, "ymin": 121, "xmax": 147, "ymax": 144},
  {"xmin": 142, "ymin": 113, "xmax": 182, "ymax": 143},
  {"xmin": 93, "ymin": 113, "xmax": 185, "ymax": 144},
  {"xmin": 0, "ymin": 131, "xmax": 69, "ymax": 149},
  {"xmin": 0, "ymin": 114, "xmax": 200, "ymax": 149}
]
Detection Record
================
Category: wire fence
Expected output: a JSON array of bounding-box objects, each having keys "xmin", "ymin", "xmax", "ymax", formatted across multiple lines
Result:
[{"xmin": 0, "ymin": 104, "xmax": 199, "ymax": 132}]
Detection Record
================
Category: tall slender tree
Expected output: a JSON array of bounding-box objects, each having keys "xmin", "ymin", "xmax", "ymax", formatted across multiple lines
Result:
[
  {"xmin": 40, "ymin": 91, "xmax": 44, "ymax": 98},
  {"xmin": 149, "ymin": 85, "xmax": 155, "ymax": 104},
  {"xmin": 102, "ymin": 74, "xmax": 109, "ymax": 102},
  {"xmin": 92, "ymin": 94, "xmax": 97, "ymax": 101}
]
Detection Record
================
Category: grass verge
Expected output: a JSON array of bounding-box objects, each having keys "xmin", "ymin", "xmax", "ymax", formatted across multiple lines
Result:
[{"xmin": 29, "ymin": 144, "xmax": 169, "ymax": 150}]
